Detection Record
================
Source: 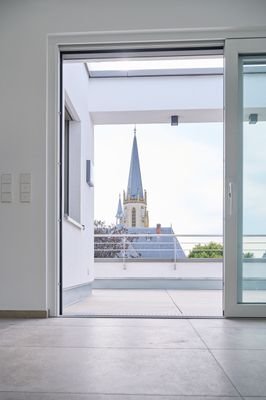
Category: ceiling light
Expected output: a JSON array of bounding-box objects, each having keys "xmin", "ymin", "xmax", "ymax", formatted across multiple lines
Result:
[
  {"xmin": 249, "ymin": 113, "xmax": 258, "ymax": 124},
  {"xmin": 171, "ymin": 115, "xmax": 179, "ymax": 126}
]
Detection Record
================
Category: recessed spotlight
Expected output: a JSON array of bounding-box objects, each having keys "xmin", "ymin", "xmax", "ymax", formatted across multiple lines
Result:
[
  {"xmin": 249, "ymin": 113, "xmax": 258, "ymax": 124},
  {"xmin": 171, "ymin": 115, "xmax": 179, "ymax": 126}
]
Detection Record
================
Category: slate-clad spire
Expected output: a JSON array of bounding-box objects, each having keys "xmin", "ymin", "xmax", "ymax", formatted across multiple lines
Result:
[
  {"xmin": 115, "ymin": 194, "xmax": 124, "ymax": 224},
  {"xmin": 127, "ymin": 127, "xmax": 144, "ymax": 200}
]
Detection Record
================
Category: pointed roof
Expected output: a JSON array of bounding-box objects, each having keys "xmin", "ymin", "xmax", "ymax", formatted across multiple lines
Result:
[
  {"xmin": 126, "ymin": 227, "xmax": 186, "ymax": 259},
  {"xmin": 115, "ymin": 194, "xmax": 124, "ymax": 219},
  {"xmin": 127, "ymin": 128, "xmax": 144, "ymax": 199}
]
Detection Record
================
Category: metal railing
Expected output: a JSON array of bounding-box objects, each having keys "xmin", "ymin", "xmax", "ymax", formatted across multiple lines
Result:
[{"xmin": 94, "ymin": 233, "xmax": 266, "ymax": 268}]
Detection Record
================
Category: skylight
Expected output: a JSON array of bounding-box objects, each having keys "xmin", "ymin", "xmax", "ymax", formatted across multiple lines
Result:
[
  {"xmin": 86, "ymin": 56, "xmax": 224, "ymax": 78},
  {"xmin": 87, "ymin": 57, "xmax": 223, "ymax": 72}
]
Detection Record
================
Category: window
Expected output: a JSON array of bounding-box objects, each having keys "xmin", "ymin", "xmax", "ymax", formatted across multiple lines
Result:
[
  {"xmin": 132, "ymin": 207, "xmax": 136, "ymax": 227},
  {"xmin": 64, "ymin": 108, "xmax": 71, "ymax": 215},
  {"xmin": 64, "ymin": 105, "xmax": 81, "ymax": 223}
]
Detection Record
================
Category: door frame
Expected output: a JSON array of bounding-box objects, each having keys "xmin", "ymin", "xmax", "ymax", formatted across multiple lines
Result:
[
  {"xmin": 47, "ymin": 30, "xmax": 266, "ymax": 317},
  {"xmin": 224, "ymin": 37, "xmax": 266, "ymax": 317}
]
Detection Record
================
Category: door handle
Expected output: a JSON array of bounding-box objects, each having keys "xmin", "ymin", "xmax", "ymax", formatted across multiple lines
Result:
[{"xmin": 228, "ymin": 182, "xmax": 233, "ymax": 216}]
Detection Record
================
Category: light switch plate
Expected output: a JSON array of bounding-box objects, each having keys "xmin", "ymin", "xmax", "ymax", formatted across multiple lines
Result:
[
  {"xmin": 1, "ymin": 173, "xmax": 12, "ymax": 184},
  {"xmin": 1, "ymin": 183, "xmax": 12, "ymax": 193},
  {"xmin": 20, "ymin": 173, "xmax": 31, "ymax": 184},
  {"xmin": 1, "ymin": 192, "xmax": 12, "ymax": 202},
  {"xmin": 20, "ymin": 192, "xmax": 31, "ymax": 203},
  {"xmin": 20, "ymin": 183, "xmax": 31, "ymax": 193}
]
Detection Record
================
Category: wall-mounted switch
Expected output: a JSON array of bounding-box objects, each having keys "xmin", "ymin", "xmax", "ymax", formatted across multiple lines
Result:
[
  {"xmin": 1, "ymin": 174, "xmax": 12, "ymax": 202},
  {"xmin": 20, "ymin": 173, "xmax": 31, "ymax": 184},
  {"xmin": 20, "ymin": 173, "xmax": 31, "ymax": 203},
  {"xmin": 20, "ymin": 183, "xmax": 30, "ymax": 193},
  {"xmin": 1, "ymin": 183, "xmax": 12, "ymax": 193},
  {"xmin": 1, "ymin": 174, "xmax": 12, "ymax": 184},
  {"xmin": 1, "ymin": 192, "xmax": 12, "ymax": 203},
  {"xmin": 20, "ymin": 192, "xmax": 31, "ymax": 203}
]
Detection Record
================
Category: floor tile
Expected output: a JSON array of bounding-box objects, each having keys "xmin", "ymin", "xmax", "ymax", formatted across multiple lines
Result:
[
  {"xmin": 0, "ymin": 319, "xmax": 19, "ymax": 328},
  {"xmin": 168, "ymin": 290, "xmax": 223, "ymax": 316},
  {"xmin": 244, "ymin": 398, "xmax": 266, "ymax": 400},
  {"xmin": 192, "ymin": 323, "xmax": 266, "ymax": 349},
  {"xmin": 65, "ymin": 289, "xmax": 181, "ymax": 316},
  {"xmin": 0, "ymin": 347, "xmax": 238, "ymax": 396},
  {"xmin": 0, "ymin": 322, "xmax": 205, "ymax": 349},
  {"xmin": 13, "ymin": 317, "xmax": 191, "ymax": 328},
  {"xmin": 0, "ymin": 323, "xmax": 11, "ymax": 331},
  {"xmin": 64, "ymin": 289, "xmax": 223, "ymax": 317},
  {"xmin": 0, "ymin": 394, "xmax": 242, "ymax": 400},
  {"xmin": 212, "ymin": 349, "xmax": 266, "ymax": 396},
  {"xmin": 190, "ymin": 318, "xmax": 266, "ymax": 329}
]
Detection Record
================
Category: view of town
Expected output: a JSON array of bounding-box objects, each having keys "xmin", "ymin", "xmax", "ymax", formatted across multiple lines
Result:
[{"xmin": 94, "ymin": 123, "xmax": 265, "ymax": 261}]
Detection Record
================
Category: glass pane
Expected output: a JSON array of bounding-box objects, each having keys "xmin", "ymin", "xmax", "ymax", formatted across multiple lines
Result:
[{"xmin": 240, "ymin": 56, "xmax": 266, "ymax": 303}]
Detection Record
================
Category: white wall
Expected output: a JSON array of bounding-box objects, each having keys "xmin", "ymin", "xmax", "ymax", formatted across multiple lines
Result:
[
  {"xmin": 95, "ymin": 261, "xmax": 223, "ymax": 279},
  {"xmin": 63, "ymin": 63, "xmax": 94, "ymax": 289},
  {"xmin": 94, "ymin": 261, "xmax": 266, "ymax": 280},
  {"xmin": 0, "ymin": 0, "xmax": 266, "ymax": 313}
]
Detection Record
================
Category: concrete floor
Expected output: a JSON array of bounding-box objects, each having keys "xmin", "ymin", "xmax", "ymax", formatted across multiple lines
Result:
[
  {"xmin": 64, "ymin": 289, "xmax": 223, "ymax": 317},
  {"xmin": 1, "ymin": 317, "xmax": 266, "ymax": 398}
]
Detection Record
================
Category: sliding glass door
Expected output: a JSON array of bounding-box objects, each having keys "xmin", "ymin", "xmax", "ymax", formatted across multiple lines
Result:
[{"xmin": 224, "ymin": 38, "xmax": 266, "ymax": 317}]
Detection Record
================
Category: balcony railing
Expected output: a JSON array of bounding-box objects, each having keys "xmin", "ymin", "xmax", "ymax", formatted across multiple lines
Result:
[
  {"xmin": 93, "ymin": 234, "xmax": 266, "ymax": 289},
  {"xmin": 94, "ymin": 233, "xmax": 266, "ymax": 265}
]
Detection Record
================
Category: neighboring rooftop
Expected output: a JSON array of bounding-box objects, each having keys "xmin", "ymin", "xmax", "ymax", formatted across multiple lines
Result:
[{"xmin": 126, "ymin": 226, "xmax": 186, "ymax": 260}]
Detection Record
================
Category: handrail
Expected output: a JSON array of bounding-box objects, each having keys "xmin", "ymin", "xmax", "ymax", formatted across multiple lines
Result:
[
  {"xmin": 94, "ymin": 233, "xmax": 223, "ymax": 237},
  {"xmin": 94, "ymin": 233, "xmax": 266, "ymax": 237},
  {"xmin": 94, "ymin": 233, "xmax": 266, "ymax": 262}
]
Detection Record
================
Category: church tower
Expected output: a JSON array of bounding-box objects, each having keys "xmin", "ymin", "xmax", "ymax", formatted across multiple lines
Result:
[{"xmin": 123, "ymin": 127, "xmax": 149, "ymax": 228}]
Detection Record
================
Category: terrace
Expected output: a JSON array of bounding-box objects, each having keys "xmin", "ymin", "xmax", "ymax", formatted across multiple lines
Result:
[{"xmin": 64, "ymin": 233, "xmax": 266, "ymax": 317}]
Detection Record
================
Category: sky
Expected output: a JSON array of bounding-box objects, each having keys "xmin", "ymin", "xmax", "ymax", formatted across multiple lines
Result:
[
  {"xmin": 94, "ymin": 122, "xmax": 224, "ymax": 235},
  {"xmin": 243, "ymin": 121, "xmax": 266, "ymax": 235}
]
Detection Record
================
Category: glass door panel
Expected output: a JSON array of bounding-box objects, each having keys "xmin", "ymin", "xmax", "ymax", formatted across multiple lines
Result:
[
  {"xmin": 241, "ymin": 57, "xmax": 266, "ymax": 303},
  {"xmin": 224, "ymin": 38, "xmax": 266, "ymax": 317}
]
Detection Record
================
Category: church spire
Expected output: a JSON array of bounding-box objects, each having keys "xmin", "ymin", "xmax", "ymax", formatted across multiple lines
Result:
[
  {"xmin": 122, "ymin": 126, "xmax": 149, "ymax": 228},
  {"xmin": 127, "ymin": 127, "xmax": 144, "ymax": 200},
  {"xmin": 115, "ymin": 194, "xmax": 124, "ymax": 225}
]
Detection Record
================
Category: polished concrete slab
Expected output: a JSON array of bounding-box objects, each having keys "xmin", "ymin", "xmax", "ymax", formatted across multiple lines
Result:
[
  {"xmin": 64, "ymin": 289, "xmax": 223, "ymax": 317},
  {"xmin": 190, "ymin": 322, "xmax": 266, "ymax": 349},
  {"xmin": 0, "ymin": 347, "xmax": 238, "ymax": 395},
  {"xmin": 0, "ymin": 394, "xmax": 242, "ymax": 400},
  {"xmin": 0, "ymin": 323, "xmax": 205, "ymax": 349},
  {"xmin": 1, "ymin": 317, "xmax": 266, "ymax": 398},
  {"xmin": 168, "ymin": 289, "xmax": 223, "ymax": 316},
  {"xmin": 213, "ymin": 349, "xmax": 266, "ymax": 397}
]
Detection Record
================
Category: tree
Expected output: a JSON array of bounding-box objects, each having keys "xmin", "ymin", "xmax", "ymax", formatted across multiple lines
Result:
[
  {"xmin": 243, "ymin": 252, "xmax": 254, "ymax": 259},
  {"xmin": 94, "ymin": 220, "xmax": 139, "ymax": 259},
  {"xmin": 188, "ymin": 242, "xmax": 223, "ymax": 258}
]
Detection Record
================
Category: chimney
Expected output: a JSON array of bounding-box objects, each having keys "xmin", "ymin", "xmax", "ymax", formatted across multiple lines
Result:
[{"xmin": 156, "ymin": 223, "xmax": 161, "ymax": 234}]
